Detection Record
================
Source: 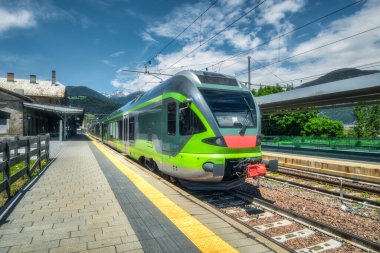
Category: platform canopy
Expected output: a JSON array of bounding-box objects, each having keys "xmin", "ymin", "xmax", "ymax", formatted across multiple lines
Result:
[
  {"xmin": 255, "ymin": 73, "xmax": 380, "ymax": 114},
  {"xmin": 23, "ymin": 102, "xmax": 84, "ymax": 115},
  {"xmin": 23, "ymin": 102, "xmax": 84, "ymax": 140}
]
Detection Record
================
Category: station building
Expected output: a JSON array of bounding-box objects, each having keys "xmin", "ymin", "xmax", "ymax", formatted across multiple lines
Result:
[{"xmin": 0, "ymin": 71, "xmax": 84, "ymax": 138}]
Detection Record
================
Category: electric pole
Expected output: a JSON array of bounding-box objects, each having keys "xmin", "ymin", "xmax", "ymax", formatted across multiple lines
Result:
[{"xmin": 248, "ymin": 56, "xmax": 251, "ymax": 91}]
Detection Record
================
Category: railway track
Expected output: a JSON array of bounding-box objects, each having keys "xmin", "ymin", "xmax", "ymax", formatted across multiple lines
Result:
[
  {"xmin": 191, "ymin": 189, "xmax": 380, "ymax": 253},
  {"xmin": 264, "ymin": 175, "xmax": 380, "ymax": 208},
  {"xmin": 91, "ymin": 137, "xmax": 380, "ymax": 252},
  {"xmin": 277, "ymin": 166, "xmax": 380, "ymax": 195}
]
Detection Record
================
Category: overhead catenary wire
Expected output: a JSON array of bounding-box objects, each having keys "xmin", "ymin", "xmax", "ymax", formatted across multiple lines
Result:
[
  {"xmin": 142, "ymin": 0, "xmax": 365, "ymax": 77},
  {"xmin": 160, "ymin": 0, "xmax": 268, "ymax": 73},
  {"xmin": 242, "ymin": 25, "xmax": 380, "ymax": 75},
  {"xmin": 146, "ymin": 0, "xmax": 218, "ymax": 65},
  {"xmin": 205, "ymin": 0, "xmax": 366, "ymax": 70},
  {"xmin": 262, "ymin": 60, "xmax": 380, "ymax": 86},
  {"xmin": 150, "ymin": 0, "xmax": 366, "ymax": 74},
  {"xmin": 132, "ymin": 0, "xmax": 371, "ymax": 88}
]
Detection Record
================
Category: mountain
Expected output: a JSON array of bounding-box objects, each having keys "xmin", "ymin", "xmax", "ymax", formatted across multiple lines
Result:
[
  {"xmin": 67, "ymin": 86, "xmax": 122, "ymax": 114},
  {"xmin": 297, "ymin": 68, "xmax": 380, "ymax": 124},
  {"xmin": 319, "ymin": 108, "xmax": 356, "ymax": 125},
  {"xmin": 297, "ymin": 68, "xmax": 380, "ymax": 88},
  {"xmin": 101, "ymin": 89, "xmax": 130, "ymax": 98},
  {"xmin": 111, "ymin": 91, "xmax": 145, "ymax": 105},
  {"xmin": 101, "ymin": 90, "xmax": 145, "ymax": 105}
]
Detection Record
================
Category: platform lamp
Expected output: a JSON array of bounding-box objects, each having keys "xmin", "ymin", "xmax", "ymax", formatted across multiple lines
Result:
[{"xmin": 27, "ymin": 115, "xmax": 32, "ymax": 136}]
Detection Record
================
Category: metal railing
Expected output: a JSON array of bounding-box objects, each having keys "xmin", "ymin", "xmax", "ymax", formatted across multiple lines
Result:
[{"xmin": 262, "ymin": 136, "xmax": 380, "ymax": 153}]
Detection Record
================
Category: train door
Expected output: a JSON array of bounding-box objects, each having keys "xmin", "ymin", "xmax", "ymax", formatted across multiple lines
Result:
[
  {"xmin": 123, "ymin": 113, "xmax": 129, "ymax": 154},
  {"xmin": 162, "ymin": 99, "xmax": 180, "ymax": 173}
]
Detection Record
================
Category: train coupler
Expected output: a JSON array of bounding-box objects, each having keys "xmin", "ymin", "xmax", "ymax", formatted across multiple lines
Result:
[
  {"xmin": 233, "ymin": 158, "xmax": 278, "ymax": 178},
  {"xmin": 246, "ymin": 163, "xmax": 266, "ymax": 178}
]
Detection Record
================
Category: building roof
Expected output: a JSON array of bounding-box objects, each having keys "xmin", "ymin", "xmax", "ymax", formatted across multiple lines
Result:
[
  {"xmin": 255, "ymin": 72, "xmax": 380, "ymax": 114},
  {"xmin": 0, "ymin": 86, "xmax": 33, "ymax": 102},
  {"xmin": 0, "ymin": 78, "xmax": 65, "ymax": 98},
  {"xmin": 23, "ymin": 102, "xmax": 84, "ymax": 115}
]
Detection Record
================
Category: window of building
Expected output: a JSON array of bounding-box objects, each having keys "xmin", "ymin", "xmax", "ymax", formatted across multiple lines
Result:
[
  {"xmin": 179, "ymin": 104, "xmax": 206, "ymax": 135},
  {"xmin": 0, "ymin": 111, "xmax": 10, "ymax": 126},
  {"xmin": 167, "ymin": 102, "xmax": 176, "ymax": 135},
  {"xmin": 0, "ymin": 118, "xmax": 6, "ymax": 125},
  {"xmin": 129, "ymin": 117, "xmax": 135, "ymax": 141}
]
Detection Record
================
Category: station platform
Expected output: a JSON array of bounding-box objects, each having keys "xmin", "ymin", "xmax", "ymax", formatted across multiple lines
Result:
[
  {"xmin": 262, "ymin": 151, "xmax": 380, "ymax": 183},
  {"xmin": 0, "ymin": 135, "xmax": 285, "ymax": 253}
]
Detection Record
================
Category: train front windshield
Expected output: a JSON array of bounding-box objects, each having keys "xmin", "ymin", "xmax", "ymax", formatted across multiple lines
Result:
[{"xmin": 200, "ymin": 89, "xmax": 257, "ymax": 129}]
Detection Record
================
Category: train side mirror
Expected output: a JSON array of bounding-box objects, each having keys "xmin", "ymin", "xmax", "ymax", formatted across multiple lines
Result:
[
  {"xmin": 180, "ymin": 98, "xmax": 193, "ymax": 111},
  {"xmin": 184, "ymin": 98, "xmax": 193, "ymax": 105}
]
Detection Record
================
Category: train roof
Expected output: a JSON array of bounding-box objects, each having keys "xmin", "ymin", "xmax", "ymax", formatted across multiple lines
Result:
[{"xmin": 106, "ymin": 70, "xmax": 246, "ymax": 121}]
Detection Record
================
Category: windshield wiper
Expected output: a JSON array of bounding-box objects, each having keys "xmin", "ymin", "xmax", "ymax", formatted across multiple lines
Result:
[{"xmin": 239, "ymin": 97, "xmax": 254, "ymax": 136}]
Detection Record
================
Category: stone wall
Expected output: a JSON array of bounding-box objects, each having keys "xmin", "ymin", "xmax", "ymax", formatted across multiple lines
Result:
[
  {"xmin": 0, "ymin": 92, "xmax": 24, "ymax": 136},
  {"xmin": 29, "ymin": 96, "xmax": 65, "ymax": 105}
]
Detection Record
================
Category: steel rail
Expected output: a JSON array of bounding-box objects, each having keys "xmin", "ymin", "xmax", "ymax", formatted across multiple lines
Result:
[
  {"xmin": 277, "ymin": 166, "xmax": 380, "ymax": 195},
  {"xmin": 232, "ymin": 189, "xmax": 380, "ymax": 252},
  {"xmin": 264, "ymin": 175, "xmax": 380, "ymax": 208},
  {"xmin": 189, "ymin": 191, "xmax": 296, "ymax": 253}
]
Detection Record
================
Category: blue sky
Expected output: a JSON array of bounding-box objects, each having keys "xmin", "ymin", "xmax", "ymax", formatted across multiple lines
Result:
[{"xmin": 1, "ymin": 0, "xmax": 379, "ymax": 94}]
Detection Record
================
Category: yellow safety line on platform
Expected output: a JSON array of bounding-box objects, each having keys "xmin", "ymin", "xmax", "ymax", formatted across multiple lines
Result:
[{"xmin": 91, "ymin": 139, "xmax": 238, "ymax": 253}]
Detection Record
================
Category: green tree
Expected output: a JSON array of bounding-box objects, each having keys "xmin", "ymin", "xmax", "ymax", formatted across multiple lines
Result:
[
  {"xmin": 254, "ymin": 85, "xmax": 318, "ymax": 136},
  {"xmin": 302, "ymin": 116, "xmax": 344, "ymax": 137},
  {"xmin": 252, "ymin": 85, "xmax": 284, "ymax": 97},
  {"xmin": 254, "ymin": 85, "xmax": 345, "ymax": 137},
  {"xmin": 263, "ymin": 111, "xmax": 318, "ymax": 136},
  {"xmin": 353, "ymin": 105, "xmax": 380, "ymax": 138}
]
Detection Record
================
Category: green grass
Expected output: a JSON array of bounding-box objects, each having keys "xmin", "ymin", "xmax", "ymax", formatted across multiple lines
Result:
[
  {"xmin": 360, "ymin": 192, "xmax": 370, "ymax": 198},
  {"xmin": 0, "ymin": 159, "xmax": 48, "ymax": 207},
  {"xmin": 0, "ymin": 160, "xmax": 39, "ymax": 181},
  {"xmin": 268, "ymin": 172, "xmax": 280, "ymax": 177}
]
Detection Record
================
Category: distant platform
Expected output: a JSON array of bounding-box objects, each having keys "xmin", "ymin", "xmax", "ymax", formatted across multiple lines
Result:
[
  {"xmin": 262, "ymin": 150, "xmax": 380, "ymax": 184},
  {"xmin": 262, "ymin": 145, "xmax": 380, "ymax": 163}
]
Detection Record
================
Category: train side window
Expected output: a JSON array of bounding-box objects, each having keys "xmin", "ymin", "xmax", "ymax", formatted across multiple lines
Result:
[
  {"xmin": 118, "ymin": 120, "xmax": 122, "ymax": 140},
  {"xmin": 124, "ymin": 118, "xmax": 128, "ymax": 141},
  {"xmin": 180, "ymin": 103, "xmax": 206, "ymax": 135},
  {"xmin": 167, "ymin": 102, "xmax": 176, "ymax": 135},
  {"xmin": 129, "ymin": 117, "xmax": 135, "ymax": 141}
]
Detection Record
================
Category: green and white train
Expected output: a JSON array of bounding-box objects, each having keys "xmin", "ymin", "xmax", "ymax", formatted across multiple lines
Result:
[{"xmin": 89, "ymin": 70, "xmax": 277, "ymax": 190}]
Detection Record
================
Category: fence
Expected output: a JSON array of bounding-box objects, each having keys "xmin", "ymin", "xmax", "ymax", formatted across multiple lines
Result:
[
  {"xmin": 0, "ymin": 134, "xmax": 50, "ymax": 198},
  {"xmin": 262, "ymin": 136, "xmax": 380, "ymax": 153}
]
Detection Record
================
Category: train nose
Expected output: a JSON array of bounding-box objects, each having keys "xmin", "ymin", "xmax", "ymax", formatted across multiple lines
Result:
[{"xmin": 223, "ymin": 135, "xmax": 257, "ymax": 148}]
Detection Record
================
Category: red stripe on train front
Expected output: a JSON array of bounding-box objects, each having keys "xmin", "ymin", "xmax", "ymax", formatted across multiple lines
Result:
[{"xmin": 223, "ymin": 135, "xmax": 257, "ymax": 148}]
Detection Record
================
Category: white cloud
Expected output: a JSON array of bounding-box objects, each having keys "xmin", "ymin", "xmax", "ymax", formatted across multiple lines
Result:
[
  {"xmin": 255, "ymin": 0, "xmax": 305, "ymax": 31},
  {"xmin": 0, "ymin": 8, "xmax": 36, "ymax": 33},
  {"xmin": 141, "ymin": 32, "xmax": 157, "ymax": 43},
  {"xmin": 102, "ymin": 59, "xmax": 116, "ymax": 67},
  {"xmin": 0, "ymin": 1, "xmax": 95, "ymax": 37},
  {"xmin": 110, "ymin": 0, "xmax": 380, "ymax": 93},
  {"xmin": 248, "ymin": 0, "xmax": 380, "ymax": 86},
  {"xmin": 110, "ymin": 51, "xmax": 125, "ymax": 57}
]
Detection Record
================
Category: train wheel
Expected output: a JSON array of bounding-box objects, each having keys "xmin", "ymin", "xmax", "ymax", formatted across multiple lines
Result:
[
  {"xmin": 145, "ymin": 158, "xmax": 157, "ymax": 172},
  {"xmin": 169, "ymin": 176, "xmax": 178, "ymax": 184}
]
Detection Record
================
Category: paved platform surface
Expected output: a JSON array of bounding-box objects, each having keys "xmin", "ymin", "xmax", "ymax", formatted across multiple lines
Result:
[{"xmin": 0, "ymin": 136, "xmax": 284, "ymax": 253}]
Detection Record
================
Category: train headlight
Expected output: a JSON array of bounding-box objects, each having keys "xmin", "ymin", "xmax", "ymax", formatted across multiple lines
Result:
[
  {"xmin": 202, "ymin": 136, "xmax": 227, "ymax": 147},
  {"xmin": 256, "ymin": 135, "xmax": 261, "ymax": 146}
]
